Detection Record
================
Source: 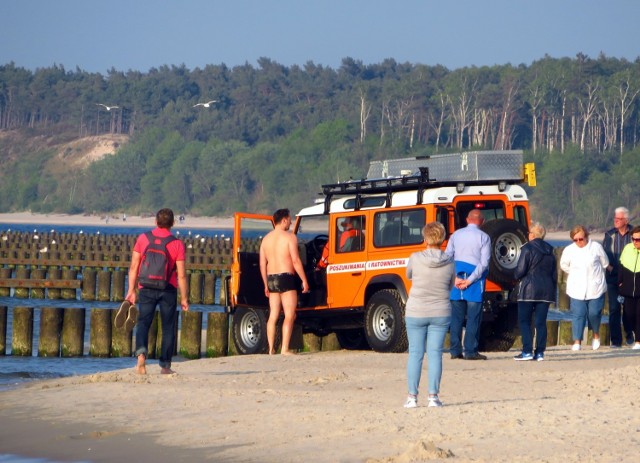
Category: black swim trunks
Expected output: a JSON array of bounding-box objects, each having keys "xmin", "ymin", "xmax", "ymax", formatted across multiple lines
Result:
[{"xmin": 267, "ymin": 273, "xmax": 298, "ymax": 293}]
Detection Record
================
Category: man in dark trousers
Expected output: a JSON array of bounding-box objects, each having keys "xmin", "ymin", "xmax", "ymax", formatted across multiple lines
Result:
[
  {"xmin": 445, "ymin": 209, "xmax": 491, "ymax": 360},
  {"xmin": 603, "ymin": 206, "xmax": 635, "ymax": 347},
  {"xmin": 125, "ymin": 208, "xmax": 189, "ymax": 374}
]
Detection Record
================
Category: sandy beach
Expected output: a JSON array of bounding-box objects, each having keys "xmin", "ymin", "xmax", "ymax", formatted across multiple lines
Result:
[
  {"xmin": 0, "ymin": 211, "xmax": 625, "ymax": 461},
  {"xmin": 1, "ymin": 347, "xmax": 639, "ymax": 462}
]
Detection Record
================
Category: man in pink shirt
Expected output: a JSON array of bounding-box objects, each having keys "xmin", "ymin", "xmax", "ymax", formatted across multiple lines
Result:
[{"xmin": 125, "ymin": 208, "xmax": 189, "ymax": 374}]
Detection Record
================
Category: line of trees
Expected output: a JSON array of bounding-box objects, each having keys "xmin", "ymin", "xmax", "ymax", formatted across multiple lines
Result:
[
  {"xmin": 1, "ymin": 54, "xmax": 639, "ymax": 156},
  {"xmin": 1, "ymin": 53, "xmax": 640, "ymax": 230}
]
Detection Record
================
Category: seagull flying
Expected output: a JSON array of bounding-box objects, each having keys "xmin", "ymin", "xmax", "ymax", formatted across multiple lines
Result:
[
  {"xmin": 96, "ymin": 103, "xmax": 119, "ymax": 111},
  {"xmin": 193, "ymin": 100, "xmax": 218, "ymax": 108}
]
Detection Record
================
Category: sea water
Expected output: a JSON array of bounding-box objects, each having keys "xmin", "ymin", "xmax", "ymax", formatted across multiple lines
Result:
[{"xmin": 0, "ymin": 454, "xmax": 90, "ymax": 463}]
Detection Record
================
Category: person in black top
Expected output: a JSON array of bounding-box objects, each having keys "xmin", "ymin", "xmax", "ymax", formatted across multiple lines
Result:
[
  {"xmin": 513, "ymin": 222, "xmax": 557, "ymax": 361},
  {"xmin": 602, "ymin": 206, "xmax": 634, "ymax": 347}
]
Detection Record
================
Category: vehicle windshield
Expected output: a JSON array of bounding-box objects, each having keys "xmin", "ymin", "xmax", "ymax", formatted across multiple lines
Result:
[{"xmin": 296, "ymin": 215, "xmax": 329, "ymax": 241}]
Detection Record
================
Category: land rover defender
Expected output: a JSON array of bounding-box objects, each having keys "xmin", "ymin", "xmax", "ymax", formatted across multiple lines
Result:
[{"xmin": 227, "ymin": 150, "xmax": 536, "ymax": 354}]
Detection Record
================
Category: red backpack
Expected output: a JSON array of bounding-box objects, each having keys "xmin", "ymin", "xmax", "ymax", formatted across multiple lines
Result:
[{"xmin": 138, "ymin": 232, "xmax": 177, "ymax": 290}]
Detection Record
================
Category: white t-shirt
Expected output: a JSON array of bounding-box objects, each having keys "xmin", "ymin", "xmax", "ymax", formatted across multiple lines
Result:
[{"xmin": 560, "ymin": 240, "xmax": 609, "ymax": 300}]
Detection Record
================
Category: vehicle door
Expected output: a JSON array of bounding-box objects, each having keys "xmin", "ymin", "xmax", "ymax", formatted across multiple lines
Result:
[
  {"xmin": 230, "ymin": 212, "xmax": 273, "ymax": 308},
  {"xmin": 326, "ymin": 213, "xmax": 368, "ymax": 308}
]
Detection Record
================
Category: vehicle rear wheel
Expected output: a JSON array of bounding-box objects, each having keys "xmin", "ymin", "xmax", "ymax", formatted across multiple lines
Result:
[
  {"xmin": 481, "ymin": 219, "xmax": 528, "ymax": 289},
  {"xmin": 335, "ymin": 328, "xmax": 371, "ymax": 350},
  {"xmin": 364, "ymin": 289, "xmax": 408, "ymax": 353},
  {"xmin": 232, "ymin": 307, "xmax": 269, "ymax": 355}
]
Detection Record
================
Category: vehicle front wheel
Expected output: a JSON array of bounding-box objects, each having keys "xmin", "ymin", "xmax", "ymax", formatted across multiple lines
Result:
[
  {"xmin": 364, "ymin": 289, "xmax": 408, "ymax": 353},
  {"xmin": 232, "ymin": 307, "xmax": 269, "ymax": 355}
]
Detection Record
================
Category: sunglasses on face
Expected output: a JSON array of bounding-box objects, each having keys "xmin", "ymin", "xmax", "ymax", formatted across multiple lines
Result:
[
  {"xmin": 632, "ymin": 237, "xmax": 640, "ymax": 242},
  {"xmin": 573, "ymin": 237, "xmax": 585, "ymax": 242}
]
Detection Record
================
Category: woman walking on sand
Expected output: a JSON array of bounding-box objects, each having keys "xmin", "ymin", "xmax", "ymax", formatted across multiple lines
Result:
[
  {"xmin": 403, "ymin": 222, "xmax": 455, "ymax": 408},
  {"xmin": 560, "ymin": 225, "xmax": 609, "ymax": 351}
]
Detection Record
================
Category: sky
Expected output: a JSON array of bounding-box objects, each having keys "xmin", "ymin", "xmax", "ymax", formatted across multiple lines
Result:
[{"xmin": 3, "ymin": 0, "xmax": 640, "ymax": 74}]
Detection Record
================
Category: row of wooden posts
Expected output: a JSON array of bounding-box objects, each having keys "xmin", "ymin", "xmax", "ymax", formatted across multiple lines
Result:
[
  {"xmin": 0, "ymin": 305, "xmax": 343, "ymax": 358},
  {"xmin": 0, "ymin": 231, "xmax": 242, "ymax": 357},
  {"xmin": 0, "ymin": 230, "xmax": 256, "ymax": 271},
  {"xmin": 0, "ymin": 231, "xmax": 620, "ymax": 357},
  {"xmin": 0, "ymin": 303, "xmax": 613, "ymax": 358}
]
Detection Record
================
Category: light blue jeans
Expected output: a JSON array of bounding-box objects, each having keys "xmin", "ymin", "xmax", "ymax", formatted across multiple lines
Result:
[
  {"xmin": 570, "ymin": 294, "xmax": 605, "ymax": 341},
  {"xmin": 405, "ymin": 316, "xmax": 451, "ymax": 396}
]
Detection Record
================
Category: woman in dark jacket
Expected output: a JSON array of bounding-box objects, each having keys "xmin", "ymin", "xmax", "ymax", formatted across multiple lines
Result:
[
  {"xmin": 617, "ymin": 226, "xmax": 640, "ymax": 349},
  {"xmin": 513, "ymin": 222, "xmax": 557, "ymax": 361}
]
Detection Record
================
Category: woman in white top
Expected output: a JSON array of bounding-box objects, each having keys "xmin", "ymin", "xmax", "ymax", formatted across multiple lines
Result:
[{"xmin": 560, "ymin": 225, "xmax": 609, "ymax": 351}]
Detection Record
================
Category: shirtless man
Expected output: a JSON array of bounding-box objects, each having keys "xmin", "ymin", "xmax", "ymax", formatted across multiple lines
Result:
[{"xmin": 260, "ymin": 208, "xmax": 310, "ymax": 354}]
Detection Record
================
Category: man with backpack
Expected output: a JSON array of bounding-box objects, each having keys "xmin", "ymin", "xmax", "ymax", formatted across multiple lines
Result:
[{"xmin": 125, "ymin": 208, "xmax": 189, "ymax": 374}]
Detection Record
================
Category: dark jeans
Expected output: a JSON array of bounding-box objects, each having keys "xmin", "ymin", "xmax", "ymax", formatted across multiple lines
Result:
[
  {"xmin": 607, "ymin": 283, "xmax": 633, "ymax": 345},
  {"xmin": 623, "ymin": 297, "xmax": 640, "ymax": 343},
  {"xmin": 135, "ymin": 287, "xmax": 178, "ymax": 369},
  {"xmin": 450, "ymin": 300, "xmax": 483, "ymax": 356},
  {"xmin": 517, "ymin": 301, "xmax": 550, "ymax": 355}
]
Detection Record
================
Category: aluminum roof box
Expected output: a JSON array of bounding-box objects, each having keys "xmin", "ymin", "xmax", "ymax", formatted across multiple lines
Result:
[{"xmin": 367, "ymin": 150, "xmax": 524, "ymax": 182}]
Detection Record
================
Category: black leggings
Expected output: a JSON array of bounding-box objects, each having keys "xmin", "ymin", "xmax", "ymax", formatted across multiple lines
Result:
[{"xmin": 623, "ymin": 297, "xmax": 640, "ymax": 340}]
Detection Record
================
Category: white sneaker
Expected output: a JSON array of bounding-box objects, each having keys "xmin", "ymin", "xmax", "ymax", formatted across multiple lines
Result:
[
  {"xmin": 571, "ymin": 343, "xmax": 581, "ymax": 351},
  {"xmin": 633, "ymin": 343, "xmax": 640, "ymax": 350},
  {"xmin": 428, "ymin": 396, "xmax": 443, "ymax": 407},
  {"xmin": 592, "ymin": 338, "xmax": 600, "ymax": 350},
  {"xmin": 404, "ymin": 396, "xmax": 418, "ymax": 408}
]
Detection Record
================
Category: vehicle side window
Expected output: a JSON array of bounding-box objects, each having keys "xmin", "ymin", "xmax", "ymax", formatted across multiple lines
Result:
[
  {"xmin": 336, "ymin": 215, "xmax": 366, "ymax": 253},
  {"xmin": 514, "ymin": 205, "xmax": 528, "ymax": 227},
  {"xmin": 374, "ymin": 209, "xmax": 425, "ymax": 247},
  {"xmin": 436, "ymin": 207, "xmax": 451, "ymax": 239}
]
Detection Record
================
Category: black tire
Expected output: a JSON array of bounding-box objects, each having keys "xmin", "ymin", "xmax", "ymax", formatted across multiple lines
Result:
[
  {"xmin": 481, "ymin": 219, "xmax": 528, "ymax": 288},
  {"xmin": 232, "ymin": 307, "xmax": 269, "ymax": 355},
  {"xmin": 335, "ymin": 328, "xmax": 371, "ymax": 350},
  {"xmin": 479, "ymin": 303, "xmax": 518, "ymax": 352},
  {"xmin": 364, "ymin": 289, "xmax": 408, "ymax": 353}
]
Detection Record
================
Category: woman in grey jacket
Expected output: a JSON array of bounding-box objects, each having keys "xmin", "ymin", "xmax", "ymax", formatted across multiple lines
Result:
[
  {"xmin": 403, "ymin": 222, "xmax": 455, "ymax": 408},
  {"xmin": 513, "ymin": 222, "xmax": 557, "ymax": 361}
]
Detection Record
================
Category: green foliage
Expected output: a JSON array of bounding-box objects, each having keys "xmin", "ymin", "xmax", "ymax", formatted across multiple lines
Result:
[
  {"xmin": 140, "ymin": 131, "xmax": 185, "ymax": 209},
  {"xmin": 1, "ymin": 56, "xmax": 640, "ymax": 229}
]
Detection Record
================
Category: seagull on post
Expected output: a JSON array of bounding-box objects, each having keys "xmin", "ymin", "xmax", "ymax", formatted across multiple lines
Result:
[
  {"xmin": 96, "ymin": 103, "xmax": 119, "ymax": 111},
  {"xmin": 193, "ymin": 100, "xmax": 218, "ymax": 108}
]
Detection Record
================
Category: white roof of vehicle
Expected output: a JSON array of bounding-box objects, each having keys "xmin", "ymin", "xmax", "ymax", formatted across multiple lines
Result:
[{"xmin": 297, "ymin": 184, "xmax": 528, "ymax": 217}]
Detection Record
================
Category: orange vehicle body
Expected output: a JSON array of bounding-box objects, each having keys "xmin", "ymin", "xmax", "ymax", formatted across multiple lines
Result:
[{"xmin": 227, "ymin": 151, "xmax": 535, "ymax": 354}]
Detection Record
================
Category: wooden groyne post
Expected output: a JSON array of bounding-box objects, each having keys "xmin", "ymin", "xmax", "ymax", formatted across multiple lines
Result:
[
  {"xmin": 12, "ymin": 306, "xmax": 33, "ymax": 356},
  {"xmin": 0, "ymin": 306, "xmax": 6, "ymax": 355},
  {"xmin": 38, "ymin": 307, "xmax": 62, "ymax": 357},
  {"xmin": 61, "ymin": 308, "xmax": 85, "ymax": 357}
]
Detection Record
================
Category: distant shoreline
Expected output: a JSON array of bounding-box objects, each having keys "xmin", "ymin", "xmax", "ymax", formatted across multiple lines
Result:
[
  {"xmin": 0, "ymin": 212, "xmax": 603, "ymax": 242},
  {"xmin": 0, "ymin": 212, "xmax": 234, "ymax": 230}
]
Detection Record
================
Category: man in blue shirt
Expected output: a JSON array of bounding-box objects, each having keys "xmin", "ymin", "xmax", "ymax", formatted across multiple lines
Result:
[{"xmin": 445, "ymin": 209, "xmax": 491, "ymax": 360}]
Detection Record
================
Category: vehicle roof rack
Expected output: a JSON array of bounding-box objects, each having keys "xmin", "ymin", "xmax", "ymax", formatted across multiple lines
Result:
[{"xmin": 321, "ymin": 150, "xmax": 525, "ymax": 213}]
